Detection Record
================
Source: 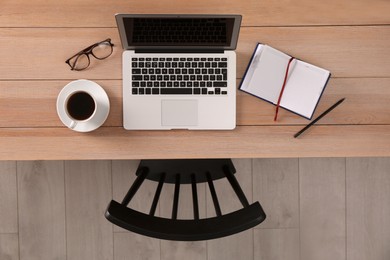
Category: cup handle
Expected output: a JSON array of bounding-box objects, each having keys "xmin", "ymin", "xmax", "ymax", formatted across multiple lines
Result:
[{"xmin": 69, "ymin": 121, "xmax": 77, "ymax": 129}]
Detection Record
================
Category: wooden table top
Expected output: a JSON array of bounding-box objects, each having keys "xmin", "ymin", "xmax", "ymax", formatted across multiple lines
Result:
[{"xmin": 1, "ymin": 0, "xmax": 389, "ymax": 160}]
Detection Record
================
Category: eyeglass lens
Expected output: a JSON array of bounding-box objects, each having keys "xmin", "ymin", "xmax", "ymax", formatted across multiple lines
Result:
[
  {"xmin": 71, "ymin": 54, "xmax": 90, "ymax": 71},
  {"xmin": 92, "ymin": 42, "xmax": 113, "ymax": 59}
]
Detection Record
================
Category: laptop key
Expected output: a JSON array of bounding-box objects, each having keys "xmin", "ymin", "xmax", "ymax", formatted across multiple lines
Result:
[
  {"xmin": 132, "ymin": 69, "xmax": 141, "ymax": 74},
  {"xmin": 161, "ymin": 88, "xmax": 192, "ymax": 94},
  {"xmin": 145, "ymin": 88, "xmax": 151, "ymax": 94},
  {"xmin": 132, "ymin": 88, "xmax": 138, "ymax": 94},
  {"xmin": 213, "ymin": 81, "xmax": 227, "ymax": 87},
  {"xmin": 132, "ymin": 75, "xmax": 142, "ymax": 80},
  {"xmin": 201, "ymin": 88, "xmax": 207, "ymax": 94},
  {"xmin": 152, "ymin": 88, "xmax": 159, "ymax": 94},
  {"xmin": 194, "ymin": 88, "xmax": 201, "ymax": 94}
]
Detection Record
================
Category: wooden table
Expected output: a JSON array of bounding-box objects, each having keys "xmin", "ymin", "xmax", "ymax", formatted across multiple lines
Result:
[{"xmin": 1, "ymin": 0, "xmax": 389, "ymax": 160}]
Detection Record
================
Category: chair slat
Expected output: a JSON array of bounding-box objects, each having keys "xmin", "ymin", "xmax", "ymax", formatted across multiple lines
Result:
[
  {"xmin": 223, "ymin": 165, "xmax": 250, "ymax": 208},
  {"xmin": 149, "ymin": 172, "xmax": 166, "ymax": 216},
  {"xmin": 191, "ymin": 174, "xmax": 199, "ymax": 220},
  {"xmin": 206, "ymin": 172, "xmax": 222, "ymax": 216},
  {"xmin": 121, "ymin": 167, "xmax": 148, "ymax": 206},
  {"xmin": 172, "ymin": 174, "xmax": 180, "ymax": 220}
]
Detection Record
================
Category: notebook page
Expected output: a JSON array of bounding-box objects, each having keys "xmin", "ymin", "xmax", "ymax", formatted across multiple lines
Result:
[
  {"xmin": 240, "ymin": 44, "xmax": 264, "ymax": 91},
  {"xmin": 280, "ymin": 60, "xmax": 330, "ymax": 118},
  {"xmin": 245, "ymin": 45, "xmax": 291, "ymax": 103}
]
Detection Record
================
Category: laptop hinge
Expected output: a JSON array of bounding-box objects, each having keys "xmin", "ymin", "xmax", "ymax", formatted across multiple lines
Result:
[{"xmin": 134, "ymin": 49, "xmax": 224, "ymax": 54}]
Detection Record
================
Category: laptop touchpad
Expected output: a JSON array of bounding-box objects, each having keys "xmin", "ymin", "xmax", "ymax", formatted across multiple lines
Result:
[{"xmin": 161, "ymin": 100, "xmax": 198, "ymax": 127}]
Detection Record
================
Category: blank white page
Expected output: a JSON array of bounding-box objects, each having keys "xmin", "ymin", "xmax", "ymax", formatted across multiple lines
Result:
[
  {"xmin": 281, "ymin": 60, "xmax": 330, "ymax": 118},
  {"xmin": 244, "ymin": 45, "xmax": 292, "ymax": 103}
]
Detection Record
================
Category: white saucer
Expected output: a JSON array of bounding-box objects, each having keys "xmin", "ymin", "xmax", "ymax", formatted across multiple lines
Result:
[{"xmin": 57, "ymin": 79, "xmax": 110, "ymax": 132}]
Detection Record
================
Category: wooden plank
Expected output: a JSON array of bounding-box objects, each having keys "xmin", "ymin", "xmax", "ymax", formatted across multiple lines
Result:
[
  {"xmin": 254, "ymin": 229, "xmax": 300, "ymax": 260},
  {"xmin": 346, "ymin": 157, "xmax": 390, "ymax": 260},
  {"xmin": 161, "ymin": 241, "xmax": 206, "ymax": 260},
  {"xmin": 17, "ymin": 161, "xmax": 66, "ymax": 260},
  {"xmin": 1, "ymin": 78, "xmax": 389, "ymax": 128},
  {"xmin": 0, "ymin": 161, "xmax": 17, "ymax": 233},
  {"xmin": 0, "ymin": 27, "xmax": 389, "ymax": 80},
  {"xmin": 207, "ymin": 159, "xmax": 253, "ymax": 260},
  {"xmin": 0, "ymin": 125, "xmax": 389, "ymax": 160},
  {"xmin": 299, "ymin": 158, "xmax": 346, "ymax": 260},
  {"xmin": 252, "ymin": 158, "xmax": 299, "ymax": 228},
  {"xmin": 0, "ymin": 80, "xmax": 122, "ymax": 128},
  {"xmin": 0, "ymin": 234, "xmax": 19, "ymax": 260},
  {"xmin": 207, "ymin": 230, "xmax": 253, "ymax": 260},
  {"xmin": 114, "ymin": 232, "xmax": 160, "ymax": 260},
  {"xmin": 65, "ymin": 160, "xmax": 113, "ymax": 260},
  {"xmin": 1, "ymin": 0, "xmax": 389, "ymax": 27}
]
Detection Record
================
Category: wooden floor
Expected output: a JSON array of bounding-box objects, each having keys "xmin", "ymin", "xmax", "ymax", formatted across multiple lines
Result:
[{"xmin": 1, "ymin": 158, "xmax": 389, "ymax": 260}]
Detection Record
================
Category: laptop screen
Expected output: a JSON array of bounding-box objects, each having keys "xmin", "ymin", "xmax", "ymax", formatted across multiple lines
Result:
[{"xmin": 116, "ymin": 15, "xmax": 242, "ymax": 50}]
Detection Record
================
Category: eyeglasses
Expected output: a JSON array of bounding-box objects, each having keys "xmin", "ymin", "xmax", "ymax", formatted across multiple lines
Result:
[{"xmin": 65, "ymin": 38, "xmax": 114, "ymax": 71}]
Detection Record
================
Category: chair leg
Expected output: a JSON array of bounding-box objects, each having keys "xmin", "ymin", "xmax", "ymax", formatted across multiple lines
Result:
[{"xmin": 121, "ymin": 167, "xmax": 148, "ymax": 206}]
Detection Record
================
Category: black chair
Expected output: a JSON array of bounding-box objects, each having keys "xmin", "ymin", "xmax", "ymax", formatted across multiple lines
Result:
[{"xmin": 105, "ymin": 159, "xmax": 266, "ymax": 241}]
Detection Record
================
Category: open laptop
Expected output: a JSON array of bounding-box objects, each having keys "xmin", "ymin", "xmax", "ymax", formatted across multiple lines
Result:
[{"xmin": 115, "ymin": 14, "xmax": 242, "ymax": 130}]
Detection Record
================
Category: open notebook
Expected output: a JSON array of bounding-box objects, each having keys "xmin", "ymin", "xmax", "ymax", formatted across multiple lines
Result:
[{"xmin": 239, "ymin": 43, "xmax": 331, "ymax": 120}]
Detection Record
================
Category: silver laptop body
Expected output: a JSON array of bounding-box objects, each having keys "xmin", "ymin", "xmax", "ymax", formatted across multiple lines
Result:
[{"xmin": 116, "ymin": 14, "xmax": 242, "ymax": 130}]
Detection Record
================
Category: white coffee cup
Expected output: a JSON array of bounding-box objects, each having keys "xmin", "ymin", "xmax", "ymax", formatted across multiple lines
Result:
[{"xmin": 57, "ymin": 79, "xmax": 110, "ymax": 132}]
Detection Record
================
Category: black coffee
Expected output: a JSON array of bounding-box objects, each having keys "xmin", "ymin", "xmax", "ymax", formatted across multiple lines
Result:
[{"xmin": 66, "ymin": 91, "xmax": 95, "ymax": 120}]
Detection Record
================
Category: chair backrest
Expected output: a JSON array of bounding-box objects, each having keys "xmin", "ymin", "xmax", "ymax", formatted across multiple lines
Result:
[{"xmin": 105, "ymin": 159, "xmax": 266, "ymax": 241}]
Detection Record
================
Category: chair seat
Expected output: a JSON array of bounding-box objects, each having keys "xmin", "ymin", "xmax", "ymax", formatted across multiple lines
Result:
[{"xmin": 105, "ymin": 200, "xmax": 266, "ymax": 241}]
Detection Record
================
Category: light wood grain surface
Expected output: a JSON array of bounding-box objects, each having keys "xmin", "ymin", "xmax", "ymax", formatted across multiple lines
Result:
[
  {"xmin": 0, "ymin": 1, "xmax": 389, "ymax": 160},
  {"xmin": 64, "ymin": 161, "xmax": 113, "ymax": 260},
  {"xmin": 0, "ymin": 161, "xmax": 17, "ymax": 233},
  {"xmin": 0, "ymin": 233, "xmax": 19, "ymax": 260},
  {"xmin": 299, "ymin": 158, "xmax": 346, "ymax": 260},
  {"xmin": 1, "ymin": 158, "xmax": 390, "ymax": 259},
  {"xmin": 346, "ymin": 158, "xmax": 390, "ymax": 260},
  {"xmin": 17, "ymin": 161, "xmax": 66, "ymax": 260}
]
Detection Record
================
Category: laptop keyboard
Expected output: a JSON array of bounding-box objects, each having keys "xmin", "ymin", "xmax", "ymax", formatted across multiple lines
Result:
[{"xmin": 131, "ymin": 57, "xmax": 228, "ymax": 95}]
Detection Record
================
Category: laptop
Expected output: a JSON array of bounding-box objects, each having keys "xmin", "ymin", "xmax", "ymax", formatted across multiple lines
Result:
[{"xmin": 115, "ymin": 14, "xmax": 242, "ymax": 130}]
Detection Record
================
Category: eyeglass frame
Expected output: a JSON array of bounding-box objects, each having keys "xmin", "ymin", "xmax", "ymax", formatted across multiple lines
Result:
[{"xmin": 65, "ymin": 38, "xmax": 114, "ymax": 71}]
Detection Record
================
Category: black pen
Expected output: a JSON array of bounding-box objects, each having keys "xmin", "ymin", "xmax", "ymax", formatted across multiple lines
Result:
[{"xmin": 294, "ymin": 98, "xmax": 345, "ymax": 138}]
